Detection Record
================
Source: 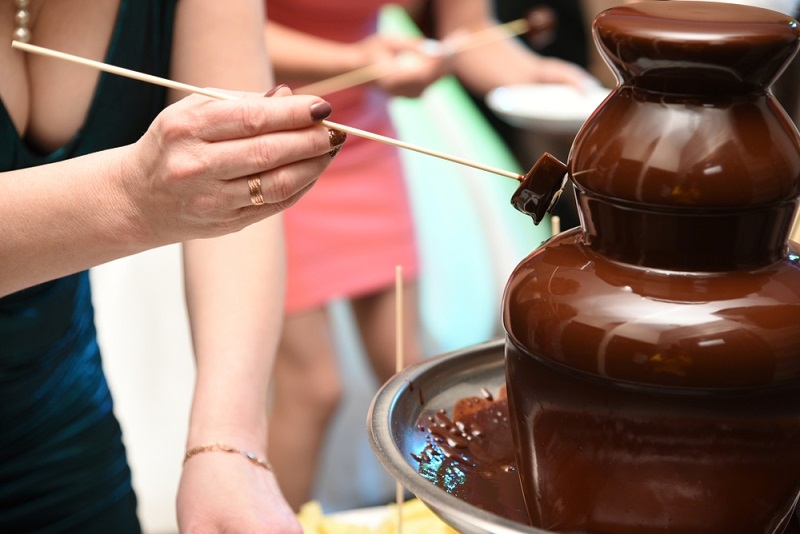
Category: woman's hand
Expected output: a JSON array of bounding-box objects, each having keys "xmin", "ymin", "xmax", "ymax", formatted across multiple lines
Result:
[
  {"xmin": 527, "ymin": 55, "xmax": 600, "ymax": 91},
  {"xmin": 124, "ymin": 87, "xmax": 342, "ymax": 246},
  {"xmin": 177, "ymin": 450, "xmax": 302, "ymax": 534}
]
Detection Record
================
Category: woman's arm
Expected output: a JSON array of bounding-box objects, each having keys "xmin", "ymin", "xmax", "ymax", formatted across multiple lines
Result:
[
  {"xmin": 265, "ymin": 17, "xmax": 451, "ymax": 97},
  {"xmin": 0, "ymin": 146, "xmax": 150, "ymax": 295},
  {"xmin": 0, "ymin": 11, "xmax": 334, "ymax": 298},
  {"xmin": 0, "ymin": 95, "xmax": 332, "ymax": 298},
  {"xmin": 170, "ymin": 0, "xmax": 309, "ymax": 531},
  {"xmin": 266, "ymin": 21, "xmax": 368, "ymax": 82},
  {"xmin": 432, "ymin": 0, "xmax": 594, "ymax": 96}
]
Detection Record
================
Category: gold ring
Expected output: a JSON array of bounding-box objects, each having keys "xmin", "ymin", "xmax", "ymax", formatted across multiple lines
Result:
[
  {"xmin": 328, "ymin": 128, "xmax": 347, "ymax": 158},
  {"xmin": 248, "ymin": 176, "xmax": 265, "ymax": 206}
]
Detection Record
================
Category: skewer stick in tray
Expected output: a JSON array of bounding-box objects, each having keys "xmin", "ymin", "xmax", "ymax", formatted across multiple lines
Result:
[
  {"xmin": 10, "ymin": 40, "xmax": 523, "ymax": 182},
  {"xmin": 551, "ymin": 215, "xmax": 561, "ymax": 237},
  {"xmin": 395, "ymin": 264, "xmax": 405, "ymax": 533}
]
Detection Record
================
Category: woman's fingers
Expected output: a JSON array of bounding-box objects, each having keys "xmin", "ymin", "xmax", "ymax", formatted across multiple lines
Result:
[
  {"xmin": 171, "ymin": 92, "xmax": 333, "ymax": 142},
  {"xmin": 175, "ymin": 128, "xmax": 343, "ymax": 224},
  {"xmin": 233, "ymin": 169, "xmax": 322, "ymax": 227},
  {"xmin": 244, "ymin": 129, "xmax": 346, "ymax": 210},
  {"xmin": 153, "ymin": 91, "xmax": 341, "ymax": 181},
  {"xmin": 231, "ymin": 149, "xmax": 333, "ymax": 210},
  {"xmin": 196, "ymin": 124, "xmax": 336, "ymax": 184}
]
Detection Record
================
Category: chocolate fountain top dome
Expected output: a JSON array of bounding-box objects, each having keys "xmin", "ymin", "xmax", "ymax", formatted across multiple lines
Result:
[{"xmin": 594, "ymin": 2, "xmax": 800, "ymax": 95}]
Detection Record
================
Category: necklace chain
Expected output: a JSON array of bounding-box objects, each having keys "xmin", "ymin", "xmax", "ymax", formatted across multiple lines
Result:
[{"xmin": 13, "ymin": 0, "xmax": 30, "ymax": 43}]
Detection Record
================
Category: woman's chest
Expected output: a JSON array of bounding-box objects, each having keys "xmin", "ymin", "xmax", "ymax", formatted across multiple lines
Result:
[{"xmin": 0, "ymin": 0, "xmax": 120, "ymax": 154}]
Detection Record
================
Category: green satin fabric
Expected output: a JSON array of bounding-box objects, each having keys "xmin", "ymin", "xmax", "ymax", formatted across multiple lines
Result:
[{"xmin": 0, "ymin": 1, "xmax": 177, "ymax": 531}]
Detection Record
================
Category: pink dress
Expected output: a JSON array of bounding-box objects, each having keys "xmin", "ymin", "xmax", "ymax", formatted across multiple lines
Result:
[{"xmin": 268, "ymin": 0, "xmax": 419, "ymax": 314}]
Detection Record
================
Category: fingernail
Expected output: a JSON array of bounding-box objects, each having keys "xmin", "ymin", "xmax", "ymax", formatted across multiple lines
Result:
[
  {"xmin": 310, "ymin": 101, "xmax": 333, "ymax": 121},
  {"xmin": 265, "ymin": 84, "xmax": 289, "ymax": 97},
  {"xmin": 328, "ymin": 129, "xmax": 347, "ymax": 157}
]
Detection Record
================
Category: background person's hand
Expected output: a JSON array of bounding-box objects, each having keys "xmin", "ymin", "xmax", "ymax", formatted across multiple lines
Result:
[
  {"xmin": 527, "ymin": 55, "xmax": 601, "ymax": 91},
  {"xmin": 359, "ymin": 34, "xmax": 453, "ymax": 98}
]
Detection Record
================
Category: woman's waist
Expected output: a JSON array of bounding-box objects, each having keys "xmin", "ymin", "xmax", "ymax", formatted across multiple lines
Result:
[{"xmin": 0, "ymin": 272, "xmax": 94, "ymax": 360}]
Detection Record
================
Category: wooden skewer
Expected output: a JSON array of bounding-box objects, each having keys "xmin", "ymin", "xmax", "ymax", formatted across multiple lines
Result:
[
  {"xmin": 395, "ymin": 265, "xmax": 404, "ymax": 379},
  {"xmin": 453, "ymin": 17, "xmax": 530, "ymax": 54},
  {"xmin": 326, "ymin": 121, "xmax": 520, "ymax": 179},
  {"xmin": 295, "ymin": 58, "xmax": 395, "ymax": 98},
  {"xmin": 551, "ymin": 214, "xmax": 561, "ymax": 236},
  {"xmin": 394, "ymin": 264, "xmax": 405, "ymax": 534},
  {"xmin": 11, "ymin": 40, "xmax": 522, "ymax": 182},
  {"xmin": 295, "ymin": 17, "xmax": 530, "ymax": 97}
]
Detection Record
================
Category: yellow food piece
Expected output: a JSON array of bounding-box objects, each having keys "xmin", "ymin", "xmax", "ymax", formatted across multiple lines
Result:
[{"xmin": 298, "ymin": 498, "xmax": 459, "ymax": 534}]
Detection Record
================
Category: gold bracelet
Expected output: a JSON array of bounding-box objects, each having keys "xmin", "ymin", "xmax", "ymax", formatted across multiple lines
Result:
[{"xmin": 183, "ymin": 442, "xmax": 272, "ymax": 471}]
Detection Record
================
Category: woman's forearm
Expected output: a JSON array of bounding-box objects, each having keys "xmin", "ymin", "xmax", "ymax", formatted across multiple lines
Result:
[
  {"xmin": 0, "ymin": 145, "xmax": 153, "ymax": 296},
  {"xmin": 173, "ymin": 0, "xmax": 282, "ymax": 455},
  {"xmin": 432, "ymin": 0, "xmax": 594, "ymax": 96},
  {"xmin": 265, "ymin": 21, "xmax": 366, "ymax": 83},
  {"xmin": 182, "ymin": 219, "xmax": 284, "ymax": 453}
]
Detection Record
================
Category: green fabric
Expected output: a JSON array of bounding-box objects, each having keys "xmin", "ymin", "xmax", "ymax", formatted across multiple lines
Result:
[{"xmin": 379, "ymin": 5, "xmax": 551, "ymax": 352}]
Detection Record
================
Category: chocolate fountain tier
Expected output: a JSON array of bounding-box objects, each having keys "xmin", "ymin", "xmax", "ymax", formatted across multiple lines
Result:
[
  {"xmin": 504, "ymin": 229, "xmax": 800, "ymax": 389},
  {"xmin": 505, "ymin": 338, "xmax": 800, "ymax": 534}
]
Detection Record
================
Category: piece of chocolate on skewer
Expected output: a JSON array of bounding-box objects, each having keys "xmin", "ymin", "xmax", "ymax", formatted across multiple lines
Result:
[
  {"xmin": 525, "ymin": 5, "xmax": 558, "ymax": 50},
  {"xmin": 511, "ymin": 152, "xmax": 569, "ymax": 225},
  {"xmin": 10, "ymin": 40, "xmax": 568, "ymax": 225}
]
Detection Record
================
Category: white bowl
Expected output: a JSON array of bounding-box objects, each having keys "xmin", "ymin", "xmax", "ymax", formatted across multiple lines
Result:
[{"xmin": 486, "ymin": 83, "xmax": 610, "ymax": 134}]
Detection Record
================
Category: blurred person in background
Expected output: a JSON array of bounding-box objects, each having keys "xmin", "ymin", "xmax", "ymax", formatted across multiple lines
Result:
[{"xmin": 263, "ymin": 0, "xmax": 595, "ymax": 511}]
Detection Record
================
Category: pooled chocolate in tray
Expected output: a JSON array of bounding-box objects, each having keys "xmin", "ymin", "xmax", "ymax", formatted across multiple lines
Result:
[{"xmin": 411, "ymin": 385, "xmax": 531, "ymax": 527}]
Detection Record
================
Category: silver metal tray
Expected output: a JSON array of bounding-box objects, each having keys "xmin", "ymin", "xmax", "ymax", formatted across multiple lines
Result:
[{"xmin": 367, "ymin": 338, "xmax": 551, "ymax": 534}]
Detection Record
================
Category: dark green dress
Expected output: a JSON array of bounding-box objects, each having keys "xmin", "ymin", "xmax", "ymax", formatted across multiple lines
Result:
[{"xmin": 0, "ymin": 1, "xmax": 177, "ymax": 531}]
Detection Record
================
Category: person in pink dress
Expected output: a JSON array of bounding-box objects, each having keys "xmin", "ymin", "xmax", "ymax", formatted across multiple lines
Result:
[{"xmin": 264, "ymin": 0, "xmax": 594, "ymax": 510}]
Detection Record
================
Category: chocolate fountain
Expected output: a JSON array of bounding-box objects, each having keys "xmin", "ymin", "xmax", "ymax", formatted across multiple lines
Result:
[
  {"xmin": 504, "ymin": 2, "xmax": 800, "ymax": 532},
  {"xmin": 370, "ymin": 2, "xmax": 800, "ymax": 533}
]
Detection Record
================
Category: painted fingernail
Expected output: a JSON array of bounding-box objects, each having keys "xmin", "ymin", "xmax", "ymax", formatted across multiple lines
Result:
[
  {"xmin": 328, "ymin": 129, "xmax": 347, "ymax": 157},
  {"xmin": 310, "ymin": 101, "xmax": 333, "ymax": 121},
  {"xmin": 265, "ymin": 84, "xmax": 289, "ymax": 97}
]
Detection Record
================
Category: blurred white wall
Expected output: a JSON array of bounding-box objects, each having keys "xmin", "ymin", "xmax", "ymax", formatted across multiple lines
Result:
[{"xmin": 91, "ymin": 245, "xmax": 192, "ymax": 534}]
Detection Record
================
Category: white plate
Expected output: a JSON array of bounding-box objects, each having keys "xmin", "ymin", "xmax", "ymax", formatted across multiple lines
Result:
[{"xmin": 486, "ymin": 83, "xmax": 610, "ymax": 134}]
